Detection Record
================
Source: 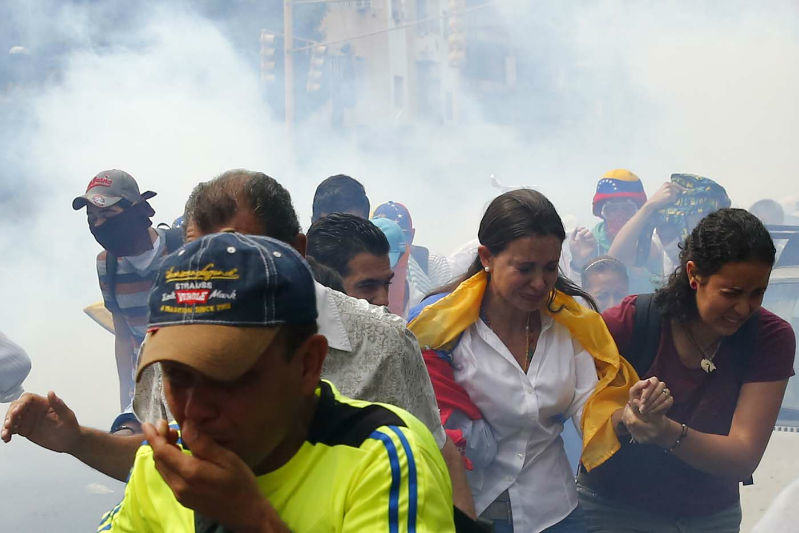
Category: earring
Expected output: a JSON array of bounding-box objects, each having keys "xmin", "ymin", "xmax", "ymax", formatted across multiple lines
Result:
[
  {"xmin": 690, "ymin": 280, "xmax": 697, "ymax": 289},
  {"xmin": 484, "ymin": 266, "xmax": 490, "ymax": 273}
]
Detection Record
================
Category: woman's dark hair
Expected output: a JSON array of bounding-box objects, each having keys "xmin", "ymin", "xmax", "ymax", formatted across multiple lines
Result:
[
  {"xmin": 436, "ymin": 189, "xmax": 598, "ymax": 312},
  {"xmin": 581, "ymin": 256, "xmax": 629, "ymax": 287},
  {"xmin": 654, "ymin": 208, "xmax": 776, "ymax": 322}
]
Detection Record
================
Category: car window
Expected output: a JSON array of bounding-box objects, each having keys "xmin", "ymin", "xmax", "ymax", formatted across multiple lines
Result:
[{"xmin": 763, "ymin": 278, "xmax": 799, "ymax": 418}]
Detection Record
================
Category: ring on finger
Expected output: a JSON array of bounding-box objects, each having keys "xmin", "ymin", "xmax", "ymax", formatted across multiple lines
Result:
[{"xmin": 662, "ymin": 388, "xmax": 670, "ymax": 396}]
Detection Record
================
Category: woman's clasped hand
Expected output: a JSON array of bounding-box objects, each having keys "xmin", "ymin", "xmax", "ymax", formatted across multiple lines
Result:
[{"xmin": 622, "ymin": 376, "xmax": 675, "ymax": 445}]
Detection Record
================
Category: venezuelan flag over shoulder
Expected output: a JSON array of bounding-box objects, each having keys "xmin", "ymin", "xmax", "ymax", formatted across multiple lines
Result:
[{"xmin": 408, "ymin": 270, "xmax": 639, "ymax": 471}]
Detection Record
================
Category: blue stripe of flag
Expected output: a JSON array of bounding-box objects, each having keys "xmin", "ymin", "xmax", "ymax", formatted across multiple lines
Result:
[
  {"xmin": 370, "ymin": 430, "xmax": 401, "ymax": 533},
  {"xmin": 388, "ymin": 426, "xmax": 418, "ymax": 533}
]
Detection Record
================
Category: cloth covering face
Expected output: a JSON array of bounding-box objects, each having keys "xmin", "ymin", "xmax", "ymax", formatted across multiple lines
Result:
[{"xmin": 98, "ymin": 381, "xmax": 455, "ymax": 532}]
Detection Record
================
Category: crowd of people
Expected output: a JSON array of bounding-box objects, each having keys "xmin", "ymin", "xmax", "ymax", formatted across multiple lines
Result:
[{"xmin": 0, "ymin": 166, "xmax": 796, "ymax": 532}]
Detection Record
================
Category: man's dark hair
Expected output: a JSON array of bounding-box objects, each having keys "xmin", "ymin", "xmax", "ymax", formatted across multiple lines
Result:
[
  {"xmin": 306, "ymin": 255, "xmax": 345, "ymax": 293},
  {"xmin": 311, "ymin": 174, "xmax": 370, "ymax": 223},
  {"xmin": 306, "ymin": 213, "xmax": 389, "ymax": 277},
  {"xmin": 184, "ymin": 169, "xmax": 300, "ymax": 245},
  {"xmin": 655, "ymin": 208, "xmax": 776, "ymax": 322}
]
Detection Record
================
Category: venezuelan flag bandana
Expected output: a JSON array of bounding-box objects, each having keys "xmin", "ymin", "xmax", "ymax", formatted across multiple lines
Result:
[{"xmin": 408, "ymin": 270, "xmax": 639, "ymax": 471}]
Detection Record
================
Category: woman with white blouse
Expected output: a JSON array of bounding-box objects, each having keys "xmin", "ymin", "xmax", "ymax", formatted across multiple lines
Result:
[{"xmin": 408, "ymin": 189, "xmax": 654, "ymax": 532}]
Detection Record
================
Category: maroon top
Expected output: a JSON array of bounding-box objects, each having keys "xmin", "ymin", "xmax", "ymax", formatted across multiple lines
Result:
[{"xmin": 580, "ymin": 295, "xmax": 795, "ymax": 517}]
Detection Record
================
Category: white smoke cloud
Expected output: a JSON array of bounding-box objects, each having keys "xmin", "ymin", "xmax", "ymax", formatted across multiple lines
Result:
[
  {"xmin": 2, "ymin": 3, "xmax": 290, "ymax": 425},
  {"xmin": 2, "ymin": 0, "xmax": 798, "ymax": 428}
]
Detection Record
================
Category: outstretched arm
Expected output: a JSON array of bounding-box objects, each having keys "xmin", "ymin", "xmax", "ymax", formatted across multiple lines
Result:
[{"xmin": 2, "ymin": 391, "xmax": 142, "ymax": 481}]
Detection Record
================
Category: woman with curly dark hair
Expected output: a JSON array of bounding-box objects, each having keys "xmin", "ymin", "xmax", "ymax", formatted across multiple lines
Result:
[{"xmin": 577, "ymin": 208, "xmax": 796, "ymax": 532}]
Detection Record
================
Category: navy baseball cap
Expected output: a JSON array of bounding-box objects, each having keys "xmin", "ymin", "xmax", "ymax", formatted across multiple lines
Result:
[{"xmin": 136, "ymin": 232, "xmax": 317, "ymax": 381}]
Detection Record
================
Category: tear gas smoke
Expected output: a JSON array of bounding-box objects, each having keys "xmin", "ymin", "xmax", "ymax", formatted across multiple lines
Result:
[
  {"xmin": 2, "ymin": 0, "xmax": 797, "ymax": 435},
  {"xmin": 0, "ymin": 0, "xmax": 797, "ymax": 528}
]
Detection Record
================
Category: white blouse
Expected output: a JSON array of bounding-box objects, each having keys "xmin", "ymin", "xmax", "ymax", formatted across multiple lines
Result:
[{"xmin": 452, "ymin": 313, "xmax": 598, "ymax": 533}]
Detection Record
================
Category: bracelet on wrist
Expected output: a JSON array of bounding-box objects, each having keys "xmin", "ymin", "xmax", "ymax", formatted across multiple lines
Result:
[{"xmin": 665, "ymin": 423, "xmax": 688, "ymax": 453}]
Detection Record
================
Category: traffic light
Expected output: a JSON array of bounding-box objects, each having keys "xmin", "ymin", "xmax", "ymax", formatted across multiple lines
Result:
[
  {"xmin": 260, "ymin": 30, "xmax": 277, "ymax": 83},
  {"xmin": 447, "ymin": 0, "xmax": 466, "ymax": 68},
  {"xmin": 307, "ymin": 44, "xmax": 327, "ymax": 92}
]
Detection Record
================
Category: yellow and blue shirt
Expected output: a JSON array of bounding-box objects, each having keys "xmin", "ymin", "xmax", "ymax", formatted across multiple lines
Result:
[{"xmin": 98, "ymin": 380, "xmax": 455, "ymax": 532}]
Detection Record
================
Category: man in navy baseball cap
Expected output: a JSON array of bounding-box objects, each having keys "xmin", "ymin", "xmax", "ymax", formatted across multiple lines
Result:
[
  {"xmin": 100, "ymin": 231, "xmax": 455, "ymax": 532},
  {"xmin": 138, "ymin": 232, "xmax": 318, "ymax": 381}
]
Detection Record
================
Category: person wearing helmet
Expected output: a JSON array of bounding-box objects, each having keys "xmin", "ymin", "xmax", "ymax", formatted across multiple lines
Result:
[{"xmin": 569, "ymin": 169, "xmax": 648, "ymax": 273}]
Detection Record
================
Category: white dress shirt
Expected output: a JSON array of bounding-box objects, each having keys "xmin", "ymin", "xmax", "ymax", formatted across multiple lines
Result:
[{"xmin": 452, "ymin": 313, "xmax": 598, "ymax": 532}]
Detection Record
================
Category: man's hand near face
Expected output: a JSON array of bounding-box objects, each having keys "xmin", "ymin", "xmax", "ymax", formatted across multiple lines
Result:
[{"xmin": 142, "ymin": 420, "xmax": 289, "ymax": 533}]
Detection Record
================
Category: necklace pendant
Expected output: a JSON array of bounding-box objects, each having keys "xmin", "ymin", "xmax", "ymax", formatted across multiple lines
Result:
[{"xmin": 700, "ymin": 358, "xmax": 716, "ymax": 373}]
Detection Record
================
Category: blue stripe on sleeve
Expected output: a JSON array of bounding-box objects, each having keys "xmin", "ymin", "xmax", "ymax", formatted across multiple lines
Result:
[
  {"xmin": 370, "ymin": 430, "xmax": 401, "ymax": 533},
  {"xmin": 388, "ymin": 426, "xmax": 418, "ymax": 533},
  {"xmin": 97, "ymin": 502, "xmax": 122, "ymax": 531}
]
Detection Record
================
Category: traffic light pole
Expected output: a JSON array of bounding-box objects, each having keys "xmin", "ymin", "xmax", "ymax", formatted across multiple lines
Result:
[{"xmin": 284, "ymin": 0, "xmax": 294, "ymax": 136}]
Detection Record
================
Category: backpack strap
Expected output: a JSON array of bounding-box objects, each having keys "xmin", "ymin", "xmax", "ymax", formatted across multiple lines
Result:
[
  {"xmin": 629, "ymin": 293, "xmax": 663, "ymax": 376},
  {"xmin": 730, "ymin": 311, "xmax": 760, "ymax": 383},
  {"xmin": 156, "ymin": 223, "xmax": 185, "ymax": 253},
  {"xmin": 162, "ymin": 226, "xmax": 184, "ymax": 253},
  {"xmin": 727, "ymin": 310, "xmax": 760, "ymax": 487},
  {"xmin": 104, "ymin": 252, "xmax": 121, "ymax": 315}
]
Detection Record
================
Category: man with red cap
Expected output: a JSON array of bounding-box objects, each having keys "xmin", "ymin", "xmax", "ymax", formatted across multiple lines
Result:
[{"xmin": 72, "ymin": 170, "xmax": 172, "ymax": 428}]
